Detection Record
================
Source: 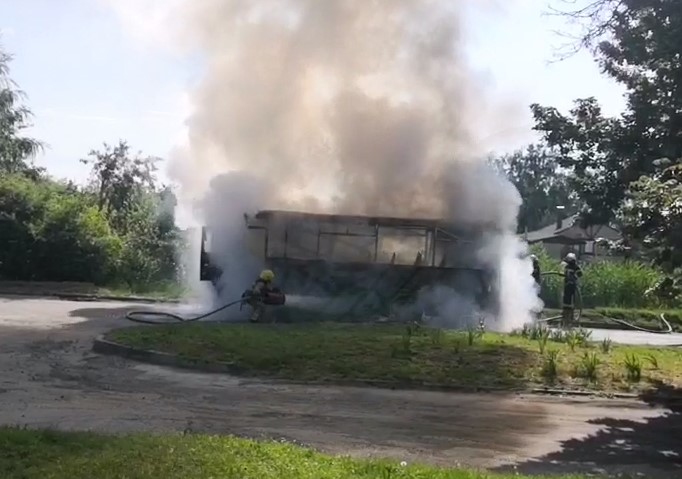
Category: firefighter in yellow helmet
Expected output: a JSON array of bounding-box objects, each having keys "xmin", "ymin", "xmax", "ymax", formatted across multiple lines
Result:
[{"xmin": 247, "ymin": 269, "xmax": 276, "ymax": 322}]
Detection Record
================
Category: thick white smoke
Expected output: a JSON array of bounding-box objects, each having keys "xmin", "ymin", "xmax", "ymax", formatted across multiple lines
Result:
[{"xmin": 165, "ymin": 0, "xmax": 542, "ymax": 329}]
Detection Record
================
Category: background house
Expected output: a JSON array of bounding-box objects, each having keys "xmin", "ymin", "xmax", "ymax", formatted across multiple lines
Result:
[{"xmin": 524, "ymin": 214, "xmax": 624, "ymax": 262}]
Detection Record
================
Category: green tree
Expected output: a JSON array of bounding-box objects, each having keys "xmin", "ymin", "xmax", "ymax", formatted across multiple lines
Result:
[
  {"xmin": 0, "ymin": 174, "xmax": 120, "ymax": 283},
  {"xmin": 532, "ymin": 0, "xmax": 682, "ymax": 299},
  {"xmin": 530, "ymin": 97, "xmax": 627, "ymax": 225},
  {"xmin": 621, "ymin": 161, "xmax": 682, "ymax": 301},
  {"xmin": 80, "ymin": 140, "xmax": 159, "ymax": 232},
  {"xmin": 0, "ymin": 46, "xmax": 42, "ymax": 177},
  {"xmin": 0, "ymin": 174, "xmax": 48, "ymax": 279},
  {"xmin": 491, "ymin": 144, "xmax": 575, "ymax": 233},
  {"xmin": 0, "ymin": 44, "xmax": 182, "ymax": 290},
  {"xmin": 80, "ymin": 141, "xmax": 182, "ymax": 290},
  {"xmin": 32, "ymin": 192, "xmax": 121, "ymax": 283},
  {"xmin": 533, "ymin": 0, "xmax": 682, "ymax": 223},
  {"xmin": 114, "ymin": 191, "xmax": 183, "ymax": 290}
]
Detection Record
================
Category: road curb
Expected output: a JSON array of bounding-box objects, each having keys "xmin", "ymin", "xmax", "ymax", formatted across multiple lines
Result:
[
  {"xmin": 1, "ymin": 290, "xmax": 182, "ymax": 304},
  {"xmin": 93, "ymin": 335, "xmax": 654, "ymax": 400}
]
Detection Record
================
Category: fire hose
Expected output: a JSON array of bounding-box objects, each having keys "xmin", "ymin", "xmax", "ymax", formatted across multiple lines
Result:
[
  {"xmin": 125, "ymin": 289, "xmax": 287, "ymax": 325},
  {"xmin": 125, "ymin": 297, "xmax": 248, "ymax": 325},
  {"xmin": 536, "ymin": 271, "xmax": 673, "ymax": 334}
]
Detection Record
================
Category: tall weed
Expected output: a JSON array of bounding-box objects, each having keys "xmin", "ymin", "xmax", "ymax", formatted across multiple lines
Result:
[
  {"xmin": 542, "ymin": 349, "xmax": 560, "ymax": 382},
  {"xmin": 579, "ymin": 352, "xmax": 600, "ymax": 382},
  {"xmin": 624, "ymin": 354, "xmax": 642, "ymax": 382},
  {"xmin": 581, "ymin": 261, "xmax": 662, "ymax": 308}
]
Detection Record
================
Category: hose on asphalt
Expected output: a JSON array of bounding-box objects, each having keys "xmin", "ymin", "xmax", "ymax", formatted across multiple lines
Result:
[
  {"xmin": 535, "ymin": 271, "xmax": 673, "ymax": 334},
  {"xmin": 125, "ymin": 297, "xmax": 248, "ymax": 325}
]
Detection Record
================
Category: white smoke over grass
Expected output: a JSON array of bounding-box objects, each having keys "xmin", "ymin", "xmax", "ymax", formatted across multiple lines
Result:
[
  {"xmin": 162, "ymin": 0, "xmax": 540, "ymax": 328},
  {"xmin": 496, "ymin": 234, "xmax": 545, "ymax": 328}
]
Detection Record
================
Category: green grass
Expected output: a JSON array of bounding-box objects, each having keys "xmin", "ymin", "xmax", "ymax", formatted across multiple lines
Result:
[
  {"xmin": 107, "ymin": 323, "xmax": 682, "ymax": 393},
  {"xmin": 0, "ymin": 427, "xmax": 601, "ymax": 479},
  {"xmin": 97, "ymin": 281, "xmax": 188, "ymax": 300}
]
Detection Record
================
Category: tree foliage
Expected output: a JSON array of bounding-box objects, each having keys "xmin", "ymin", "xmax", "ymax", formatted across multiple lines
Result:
[
  {"xmin": 622, "ymin": 161, "xmax": 682, "ymax": 299},
  {"xmin": 0, "ymin": 175, "xmax": 120, "ymax": 282},
  {"xmin": 0, "ymin": 165, "xmax": 182, "ymax": 288},
  {"xmin": 532, "ymin": 0, "xmax": 682, "ymax": 299},
  {"xmin": 81, "ymin": 141, "xmax": 158, "ymax": 221},
  {"xmin": 491, "ymin": 144, "xmax": 575, "ymax": 233},
  {"xmin": 0, "ymin": 45, "xmax": 182, "ymax": 289},
  {"xmin": 0, "ymin": 48, "xmax": 42, "ymax": 177}
]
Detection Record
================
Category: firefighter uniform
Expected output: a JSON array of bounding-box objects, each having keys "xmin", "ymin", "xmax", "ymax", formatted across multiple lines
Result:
[
  {"xmin": 531, "ymin": 255, "xmax": 541, "ymax": 286},
  {"xmin": 248, "ymin": 269, "xmax": 275, "ymax": 323},
  {"xmin": 561, "ymin": 253, "xmax": 582, "ymax": 326}
]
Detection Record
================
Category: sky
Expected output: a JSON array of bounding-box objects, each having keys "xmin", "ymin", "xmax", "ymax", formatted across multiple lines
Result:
[{"xmin": 0, "ymin": 0, "xmax": 627, "ymax": 186}]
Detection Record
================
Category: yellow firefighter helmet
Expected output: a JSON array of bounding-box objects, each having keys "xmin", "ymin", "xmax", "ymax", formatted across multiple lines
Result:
[{"xmin": 260, "ymin": 269, "xmax": 275, "ymax": 282}]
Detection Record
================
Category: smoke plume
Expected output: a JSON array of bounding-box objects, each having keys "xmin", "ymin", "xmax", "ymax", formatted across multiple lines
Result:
[{"xmin": 167, "ymin": 0, "xmax": 542, "ymax": 329}]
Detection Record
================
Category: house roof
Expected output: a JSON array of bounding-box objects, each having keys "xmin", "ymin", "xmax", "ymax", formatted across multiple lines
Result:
[
  {"xmin": 525, "ymin": 215, "xmax": 579, "ymax": 243},
  {"xmin": 525, "ymin": 214, "xmax": 622, "ymax": 244}
]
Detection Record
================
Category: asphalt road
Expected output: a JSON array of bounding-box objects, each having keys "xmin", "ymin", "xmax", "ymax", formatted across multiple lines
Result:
[
  {"xmin": 0, "ymin": 295, "xmax": 680, "ymax": 477},
  {"xmin": 585, "ymin": 327, "xmax": 682, "ymax": 346}
]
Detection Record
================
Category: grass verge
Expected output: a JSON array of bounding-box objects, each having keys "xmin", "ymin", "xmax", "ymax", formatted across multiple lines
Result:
[
  {"xmin": 107, "ymin": 323, "xmax": 682, "ymax": 393},
  {"xmin": 0, "ymin": 427, "xmax": 599, "ymax": 479}
]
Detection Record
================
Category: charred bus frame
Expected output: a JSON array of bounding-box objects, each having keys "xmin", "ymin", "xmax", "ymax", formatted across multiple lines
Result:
[{"xmin": 200, "ymin": 210, "xmax": 500, "ymax": 315}]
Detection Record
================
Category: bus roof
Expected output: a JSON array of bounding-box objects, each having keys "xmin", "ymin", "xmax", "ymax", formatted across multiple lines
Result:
[{"xmin": 252, "ymin": 209, "xmax": 498, "ymax": 233}]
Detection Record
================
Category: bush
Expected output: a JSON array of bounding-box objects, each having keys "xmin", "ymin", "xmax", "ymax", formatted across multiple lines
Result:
[
  {"xmin": 531, "ymin": 245, "xmax": 675, "ymax": 309},
  {"xmin": 0, "ymin": 173, "xmax": 182, "ymax": 288},
  {"xmin": 33, "ymin": 194, "xmax": 121, "ymax": 283},
  {"xmin": 0, "ymin": 49, "xmax": 182, "ymax": 292}
]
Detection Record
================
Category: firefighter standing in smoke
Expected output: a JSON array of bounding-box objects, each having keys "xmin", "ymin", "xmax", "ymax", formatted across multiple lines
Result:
[
  {"xmin": 247, "ymin": 269, "xmax": 276, "ymax": 323},
  {"xmin": 561, "ymin": 252, "xmax": 582, "ymax": 325},
  {"xmin": 530, "ymin": 254, "xmax": 542, "ymax": 319},
  {"xmin": 530, "ymin": 254, "xmax": 541, "ymax": 288}
]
